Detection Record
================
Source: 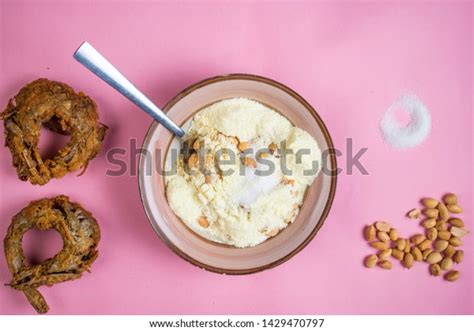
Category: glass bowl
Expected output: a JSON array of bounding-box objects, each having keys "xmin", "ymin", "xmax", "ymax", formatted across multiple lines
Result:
[{"xmin": 138, "ymin": 74, "xmax": 337, "ymax": 274}]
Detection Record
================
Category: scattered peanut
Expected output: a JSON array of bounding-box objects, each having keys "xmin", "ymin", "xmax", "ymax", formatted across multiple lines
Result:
[
  {"xmin": 378, "ymin": 260, "xmax": 392, "ymax": 270},
  {"xmin": 407, "ymin": 208, "xmax": 421, "ymax": 219},
  {"xmin": 365, "ymin": 255, "xmax": 378, "ymax": 268},
  {"xmin": 375, "ymin": 221, "xmax": 391, "ymax": 232},
  {"xmin": 437, "ymin": 202, "xmax": 449, "ymax": 221},
  {"xmin": 422, "ymin": 248, "xmax": 433, "ymax": 261},
  {"xmin": 447, "ymin": 204, "xmax": 463, "ymax": 214},
  {"xmin": 379, "ymin": 248, "xmax": 392, "ymax": 260},
  {"xmin": 370, "ymin": 241, "xmax": 388, "ymax": 250},
  {"xmin": 395, "ymin": 238, "xmax": 406, "ymax": 251},
  {"xmin": 377, "ymin": 231, "xmax": 390, "ymax": 243},
  {"xmin": 450, "ymin": 226, "xmax": 469, "ymax": 238},
  {"xmin": 403, "ymin": 253, "xmax": 414, "ymax": 269},
  {"xmin": 421, "ymin": 218, "xmax": 436, "ymax": 229},
  {"xmin": 436, "ymin": 221, "xmax": 448, "ymax": 231},
  {"xmin": 444, "ymin": 245, "xmax": 456, "ymax": 258},
  {"xmin": 364, "ymin": 225, "xmax": 376, "ymax": 241},
  {"xmin": 426, "ymin": 228, "xmax": 438, "ymax": 241},
  {"xmin": 440, "ymin": 257, "xmax": 453, "ymax": 271},
  {"xmin": 448, "ymin": 218, "xmax": 464, "ymax": 228},
  {"xmin": 430, "ymin": 264, "xmax": 442, "ymax": 276},
  {"xmin": 411, "ymin": 247, "xmax": 423, "ymax": 261},
  {"xmin": 452, "ymin": 250, "xmax": 464, "ymax": 264},
  {"xmin": 418, "ymin": 239, "xmax": 432, "ymax": 251},
  {"xmin": 444, "ymin": 270, "xmax": 460, "ymax": 282},
  {"xmin": 437, "ymin": 230, "xmax": 451, "ymax": 240},
  {"xmin": 421, "ymin": 198, "xmax": 439, "ymax": 208},
  {"xmin": 423, "ymin": 208, "xmax": 439, "ymax": 218},
  {"xmin": 426, "ymin": 251, "xmax": 443, "ymax": 264},
  {"xmin": 403, "ymin": 240, "xmax": 411, "ymax": 253},
  {"xmin": 391, "ymin": 249, "xmax": 404, "ymax": 261},
  {"xmin": 434, "ymin": 240, "xmax": 449, "ymax": 252},
  {"xmin": 449, "ymin": 237, "xmax": 462, "ymax": 247},
  {"xmin": 389, "ymin": 229, "xmax": 399, "ymax": 241},
  {"xmin": 411, "ymin": 234, "xmax": 426, "ymax": 245},
  {"xmin": 443, "ymin": 193, "xmax": 458, "ymax": 205}
]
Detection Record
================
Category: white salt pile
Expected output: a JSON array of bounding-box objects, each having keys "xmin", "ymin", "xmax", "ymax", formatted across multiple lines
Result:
[{"xmin": 380, "ymin": 94, "xmax": 431, "ymax": 150}]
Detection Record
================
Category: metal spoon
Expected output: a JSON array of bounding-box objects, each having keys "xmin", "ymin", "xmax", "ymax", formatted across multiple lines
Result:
[{"xmin": 73, "ymin": 41, "xmax": 185, "ymax": 138}]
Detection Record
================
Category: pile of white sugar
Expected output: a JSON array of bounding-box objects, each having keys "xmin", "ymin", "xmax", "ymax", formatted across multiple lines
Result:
[{"xmin": 380, "ymin": 94, "xmax": 431, "ymax": 150}]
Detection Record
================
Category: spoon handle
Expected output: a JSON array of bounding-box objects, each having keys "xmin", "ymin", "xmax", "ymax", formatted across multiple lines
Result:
[{"xmin": 73, "ymin": 41, "xmax": 185, "ymax": 137}]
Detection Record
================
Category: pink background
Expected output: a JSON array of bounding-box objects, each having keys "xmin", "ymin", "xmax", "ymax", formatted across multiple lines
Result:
[{"xmin": 0, "ymin": 0, "xmax": 472, "ymax": 314}]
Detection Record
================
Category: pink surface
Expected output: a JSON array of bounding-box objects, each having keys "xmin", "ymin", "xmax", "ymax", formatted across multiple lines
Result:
[{"xmin": 0, "ymin": 0, "xmax": 472, "ymax": 315}]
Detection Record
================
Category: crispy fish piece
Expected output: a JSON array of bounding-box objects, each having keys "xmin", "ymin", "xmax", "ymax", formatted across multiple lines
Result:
[
  {"xmin": 0, "ymin": 78, "xmax": 107, "ymax": 185},
  {"xmin": 4, "ymin": 196, "xmax": 101, "ymax": 314}
]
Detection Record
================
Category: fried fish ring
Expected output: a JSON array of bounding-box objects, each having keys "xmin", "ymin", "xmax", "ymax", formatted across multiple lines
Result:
[
  {"xmin": 4, "ymin": 196, "xmax": 100, "ymax": 314},
  {"xmin": 1, "ymin": 79, "xmax": 107, "ymax": 185}
]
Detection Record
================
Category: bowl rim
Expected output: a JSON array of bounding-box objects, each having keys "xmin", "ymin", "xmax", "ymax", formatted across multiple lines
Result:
[{"xmin": 138, "ymin": 73, "xmax": 337, "ymax": 275}]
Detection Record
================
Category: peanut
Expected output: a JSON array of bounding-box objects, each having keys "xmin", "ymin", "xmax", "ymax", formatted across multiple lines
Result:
[
  {"xmin": 436, "ymin": 221, "xmax": 448, "ymax": 231},
  {"xmin": 443, "ymin": 193, "xmax": 458, "ymax": 205},
  {"xmin": 243, "ymin": 157, "xmax": 257, "ymax": 168},
  {"xmin": 450, "ymin": 226, "xmax": 469, "ymax": 238},
  {"xmin": 391, "ymin": 249, "xmax": 404, "ymax": 261},
  {"xmin": 198, "ymin": 216, "xmax": 209, "ymax": 228},
  {"xmin": 364, "ymin": 255, "xmax": 378, "ymax": 268},
  {"xmin": 370, "ymin": 241, "xmax": 388, "ymax": 250},
  {"xmin": 434, "ymin": 239, "xmax": 449, "ymax": 252},
  {"xmin": 411, "ymin": 234, "xmax": 425, "ymax": 245},
  {"xmin": 449, "ymin": 237, "xmax": 462, "ymax": 247},
  {"xmin": 404, "ymin": 239, "xmax": 411, "ymax": 253},
  {"xmin": 188, "ymin": 153, "xmax": 199, "ymax": 168},
  {"xmin": 411, "ymin": 247, "xmax": 423, "ymax": 261},
  {"xmin": 377, "ymin": 231, "xmax": 390, "ymax": 243},
  {"xmin": 437, "ymin": 230, "xmax": 451, "ymax": 240},
  {"xmin": 423, "ymin": 209, "xmax": 439, "ymax": 218},
  {"xmin": 426, "ymin": 228, "xmax": 438, "ymax": 241},
  {"xmin": 379, "ymin": 249, "xmax": 392, "ymax": 260},
  {"xmin": 447, "ymin": 204, "xmax": 463, "ymax": 214},
  {"xmin": 407, "ymin": 208, "xmax": 421, "ymax": 219},
  {"xmin": 440, "ymin": 257, "xmax": 453, "ymax": 271},
  {"xmin": 418, "ymin": 239, "xmax": 432, "ymax": 251},
  {"xmin": 430, "ymin": 264, "xmax": 442, "ymax": 277},
  {"xmin": 452, "ymin": 250, "xmax": 464, "ymax": 264},
  {"xmin": 421, "ymin": 218, "xmax": 436, "ymax": 229},
  {"xmin": 444, "ymin": 270, "xmax": 460, "ymax": 282},
  {"xmin": 422, "ymin": 248, "xmax": 433, "ymax": 261},
  {"xmin": 437, "ymin": 202, "xmax": 449, "ymax": 221},
  {"xmin": 192, "ymin": 139, "xmax": 201, "ymax": 150},
  {"xmin": 375, "ymin": 221, "xmax": 391, "ymax": 232},
  {"xmin": 378, "ymin": 260, "xmax": 392, "ymax": 270},
  {"xmin": 448, "ymin": 218, "xmax": 464, "ymax": 228},
  {"xmin": 364, "ymin": 225, "xmax": 376, "ymax": 241},
  {"xmin": 238, "ymin": 141, "xmax": 251, "ymax": 152},
  {"xmin": 389, "ymin": 229, "xmax": 399, "ymax": 241},
  {"xmin": 403, "ymin": 253, "xmax": 414, "ymax": 269},
  {"xmin": 395, "ymin": 238, "xmax": 406, "ymax": 251},
  {"xmin": 426, "ymin": 251, "xmax": 443, "ymax": 264},
  {"xmin": 444, "ymin": 245, "xmax": 456, "ymax": 258},
  {"xmin": 421, "ymin": 198, "xmax": 439, "ymax": 208}
]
